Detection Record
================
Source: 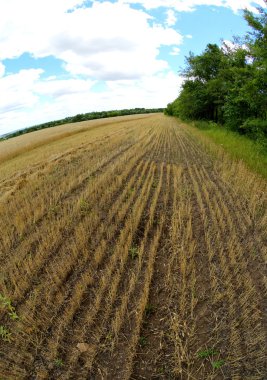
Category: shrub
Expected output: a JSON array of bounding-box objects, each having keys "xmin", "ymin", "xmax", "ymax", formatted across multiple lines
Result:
[
  {"xmin": 193, "ymin": 120, "xmax": 219, "ymax": 130},
  {"xmin": 240, "ymin": 118, "xmax": 267, "ymax": 141}
]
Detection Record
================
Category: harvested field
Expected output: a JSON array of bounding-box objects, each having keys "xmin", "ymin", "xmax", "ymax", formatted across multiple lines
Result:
[{"xmin": 0, "ymin": 114, "xmax": 266, "ymax": 379}]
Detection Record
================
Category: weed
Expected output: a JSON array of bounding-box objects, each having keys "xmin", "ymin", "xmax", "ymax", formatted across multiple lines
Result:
[
  {"xmin": 0, "ymin": 326, "xmax": 12, "ymax": 342},
  {"xmin": 0, "ymin": 294, "xmax": 19, "ymax": 321},
  {"xmin": 152, "ymin": 180, "xmax": 158, "ymax": 188},
  {"xmin": 106, "ymin": 333, "xmax": 113, "ymax": 341},
  {"xmin": 129, "ymin": 246, "xmax": 139, "ymax": 259},
  {"xmin": 80, "ymin": 199, "xmax": 90, "ymax": 213},
  {"xmin": 8, "ymin": 311, "xmax": 19, "ymax": 321},
  {"xmin": 139, "ymin": 336, "xmax": 147, "ymax": 347},
  {"xmin": 197, "ymin": 348, "xmax": 218, "ymax": 359},
  {"xmin": 89, "ymin": 172, "xmax": 97, "ymax": 179},
  {"xmin": 0, "ymin": 294, "xmax": 12, "ymax": 309},
  {"xmin": 126, "ymin": 188, "xmax": 135, "ymax": 199},
  {"xmin": 54, "ymin": 358, "xmax": 64, "ymax": 367},
  {"xmin": 198, "ymin": 349, "xmax": 224, "ymax": 370},
  {"xmin": 144, "ymin": 303, "xmax": 155, "ymax": 317},
  {"xmin": 212, "ymin": 360, "xmax": 225, "ymax": 369},
  {"xmin": 49, "ymin": 205, "xmax": 60, "ymax": 215}
]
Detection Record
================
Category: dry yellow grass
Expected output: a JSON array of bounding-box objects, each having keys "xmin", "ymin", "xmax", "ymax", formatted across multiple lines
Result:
[{"xmin": 0, "ymin": 114, "xmax": 266, "ymax": 379}]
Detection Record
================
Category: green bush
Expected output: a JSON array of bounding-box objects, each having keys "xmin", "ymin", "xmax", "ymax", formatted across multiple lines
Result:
[
  {"xmin": 240, "ymin": 118, "xmax": 267, "ymax": 140},
  {"xmin": 193, "ymin": 120, "xmax": 219, "ymax": 130}
]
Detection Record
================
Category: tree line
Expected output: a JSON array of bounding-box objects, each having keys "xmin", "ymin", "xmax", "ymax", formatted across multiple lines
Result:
[
  {"xmin": 1, "ymin": 108, "xmax": 164, "ymax": 141},
  {"xmin": 165, "ymin": 1, "xmax": 267, "ymax": 143}
]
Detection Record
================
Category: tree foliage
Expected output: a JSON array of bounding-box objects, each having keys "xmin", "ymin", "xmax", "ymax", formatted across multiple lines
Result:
[{"xmin": 166, "ymin": 1, "xmax": 267, "ymax": 142}]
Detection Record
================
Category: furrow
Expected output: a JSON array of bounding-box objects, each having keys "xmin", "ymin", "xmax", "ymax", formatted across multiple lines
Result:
[
  {"xmin": 51, "ymin": 162, "xmax": 158, "ymax": 380},
  {"xmin": 1, "ymin": 132, "xmax": 154, "ymax": 305},
  {"xmin": 105, "ymin": 163, "xmax": 170, "ymax": 380},
  {"xmin": 130, "ymin": 164, "xmax": 179, "ymax": 379},
  {"xmin": 0, "ymin": 130, "xmax": 131, "ymax": 253}
]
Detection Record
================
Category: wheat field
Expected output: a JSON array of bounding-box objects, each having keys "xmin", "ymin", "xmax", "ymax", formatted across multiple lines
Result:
[{"xmin": 0, "ymin": 114, "xmax": 266, "ymax": 379}]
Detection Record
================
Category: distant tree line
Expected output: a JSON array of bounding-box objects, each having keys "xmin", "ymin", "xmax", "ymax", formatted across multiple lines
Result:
[
  {"xmin": 0, "ymin": 108, "xmax": 164, "ymax": 141},
  {"xmin": 165, "ymin": 1, "xmax": 267, "ymax": 143}
]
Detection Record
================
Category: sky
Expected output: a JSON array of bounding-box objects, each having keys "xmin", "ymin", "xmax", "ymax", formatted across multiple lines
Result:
[{"xmin": 0, "ymin": 0, "xmax": 266, "ymax": 135}]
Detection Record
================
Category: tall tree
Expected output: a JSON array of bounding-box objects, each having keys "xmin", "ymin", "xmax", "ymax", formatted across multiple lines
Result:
[{"xmin": 166, "ymin": 2, "xmax": 267, "ymax": 140}]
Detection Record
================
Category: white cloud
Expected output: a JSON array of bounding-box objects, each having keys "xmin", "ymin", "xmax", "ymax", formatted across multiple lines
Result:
[
  {"xmin": 0, "ymin": 1, "xmax": 182, "ymax": 80},
  {"xmin": 0, "ymin": 62, "xmax": 5, "ymax": 78},
  {"xmin": 55, "ymin": 3, "xmax": 182, "ymax": 79},
  {"xmin": 105, "ymin": 71, "xmax": 182, "ymax": 104},
  {"xmin": 0, "ymin": 70, "xmax": 96, "ymax": 124},
  {"xmin": 170, "ymin": 47, "xmax": 180, "ymax": 55},
  {"xmin": 166, "ymin": 9, "xmax": 177, "ymax": 26},
  {"xmin": 34, "ymin": 78, "xmax": 96, "ymax": 98},
  {"xmin": 221, "ymin": 39, "xmax": 239, "ymax": 52},
  {"xmin": 119, "ymin": 0, "xmax": 266, "ymax": 13},
  {"xmin": 221, "ymin": 39, "xmax": 249, "ymax": 54},
  {"xmin": 0, "ymin": 0, "xmax": 85, "ymax": 60},
  {"xmin": 0, "ymin": 69, "xmax": 43, "ymax": 115}
]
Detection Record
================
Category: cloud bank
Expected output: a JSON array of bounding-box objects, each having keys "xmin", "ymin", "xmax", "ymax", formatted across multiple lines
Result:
[{"xmin": 119, "ymin": 0, "xmax": 266, "ymax": 13}]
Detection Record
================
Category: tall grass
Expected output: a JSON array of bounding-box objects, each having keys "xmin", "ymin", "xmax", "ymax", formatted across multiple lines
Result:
[{"xmin": 191, "ymin": 121, "xmax": 267, "ymax": 179}]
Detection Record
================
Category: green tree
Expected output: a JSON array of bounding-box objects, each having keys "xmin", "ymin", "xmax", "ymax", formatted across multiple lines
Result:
[{"xmin": 166, "ymin": 1, "xmax": 267, "ymax": 141}]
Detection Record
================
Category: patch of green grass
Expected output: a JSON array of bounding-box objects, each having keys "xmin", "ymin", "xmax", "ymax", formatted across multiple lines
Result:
[
  {"xmin": 129, "ymin": 246, "xmax": 139, "ymax": 260},
  {"xmin": 0, "ymin": 293, "xmax": 19, "ymax": 321},
  {"xmin": 0, "ymin": 294, "xmax": 12, "ymax": 309},
  {"xmin": 54, "ymin": 358, "xmax": 64, "ymax": 367},
  {"xmin": 197, "ymin": 348, "xmax": 218, "ymax": 359},
  {"xmin": 212, "ymin": 360, "xmax": 225, "ymax": 369},
  {"xmin": 105, "ymin": 332, "xmax": 113, "ymax": 341},
  {"xmin": 8, "ymin": 311, "xmax": 19, "ymax": 321},
  {"xmin": 79, "ymin": 199, "xmax": 90, "ymax": 213},
  {"xmin": 144, "ymin": 303, "xmax": 155, "ymax": 317},
  {"xmin": 0, "ymin": 325, "xmax": 12, "ymax": 342},
  {"xmin": 139, "ymin": 336, "xmax": 147, "ymax": 347},
  {"xmin": 157, "ymin": 366, "xmax": 165, "ymax": 374},
  {"xmin": 192, "ymin": 121, "xmax": 267, "ymax": 179},
  {"xmin": 197, "ymin": 347, "xmax": 225, "ymax": 372},
  {"xmin": 152, "ymin": 179, "xmax": 158, "ymax": 188},
  {"xmin": 126, "ymin": 188, "xmax": 135, "ymax": 199},
  {"xmin": 49, "ymin": 204, "xmax": 60, "ymax": 215}
]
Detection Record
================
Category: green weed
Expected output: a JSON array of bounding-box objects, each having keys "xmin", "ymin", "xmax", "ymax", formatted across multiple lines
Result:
[
  {"xmin": 8, "ymin": 311, "xmax": 19, "ymax": 321},
  {"xmin": 54, "ymin": 358, "xmax": 64, "ymax": 367},
  {"xmin": 144, "ymin": 304, "xmax": 155, "ymax": 317},
  {"xmin": 0, "ymin": 326, "xmax": 11, "ymax": 342},
  {"xmin": 80, "ymin": 199, "xmax": 90, "ymax": 213},
  {"xmin": 0, "ymin": 293, "xmax": 19, "ymax": 321},
  {"xmin": 197, "ymin": 348, "xmax": 218, "ymax": 358},
  {"xmin": 49, "ymin": 205, "xmax": 60, "ymax": 215},
  {"xmin": 212, "ymin": 360, "xmax": 225, "ymax": 369},
  {"xmin": 129, "ymin": 246, "xmax": 139, "ymax": 259},
  {"xmin": 139, "ymin": 336, "xmax": 147, "ymax": 347},
  {"xmin": 0, "ymin": 294, "xmax": 12, "ymax": 309}
]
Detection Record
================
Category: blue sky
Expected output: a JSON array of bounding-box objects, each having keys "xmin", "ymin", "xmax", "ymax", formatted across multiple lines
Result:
[{"xmin": 0, "ymin": 0, "xmax": 265, "ymax": 135}]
